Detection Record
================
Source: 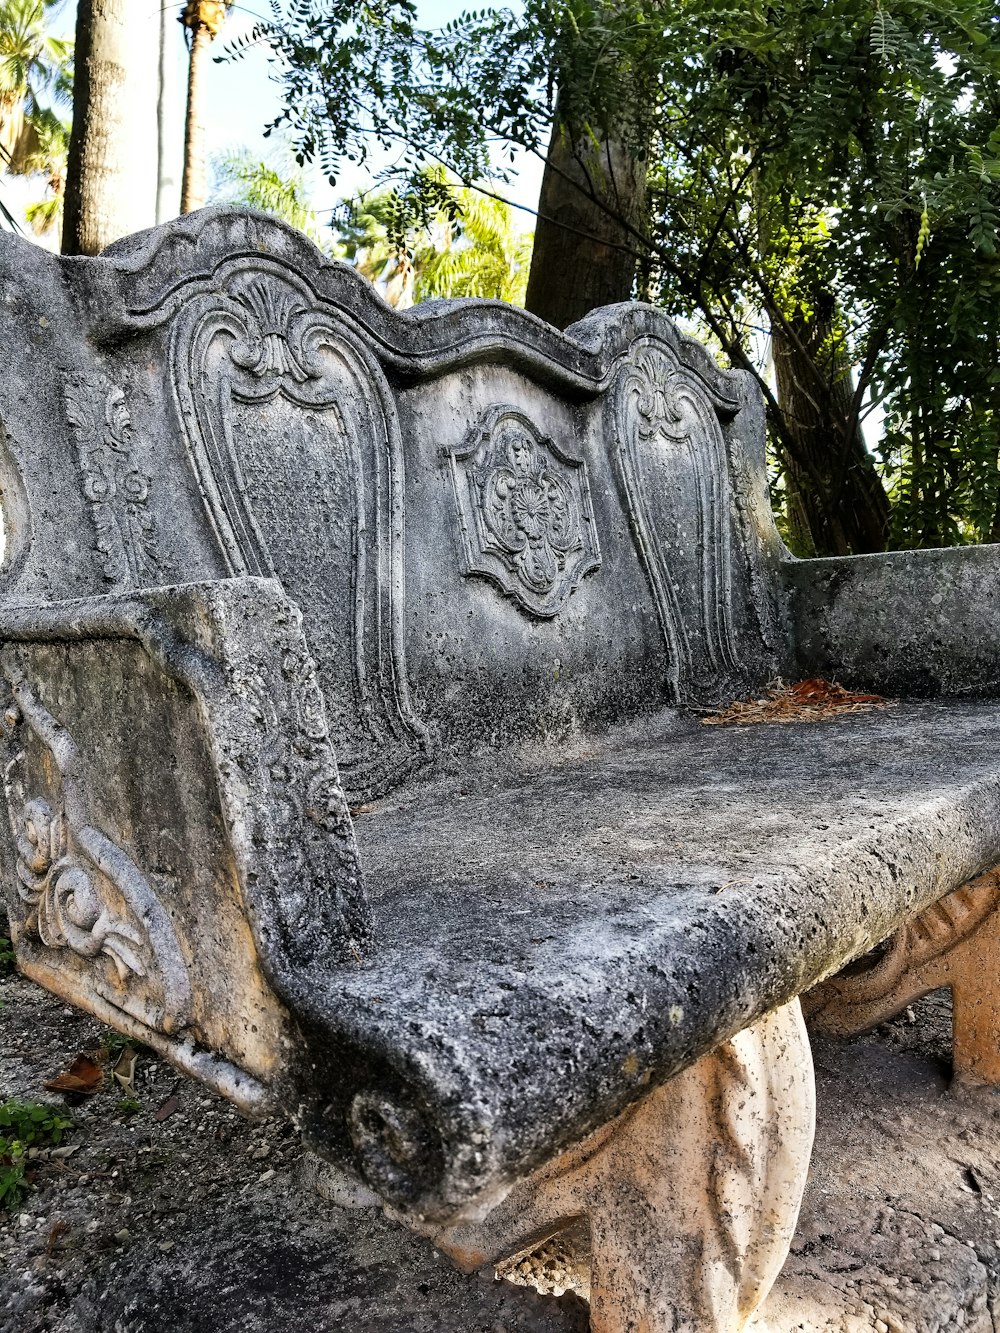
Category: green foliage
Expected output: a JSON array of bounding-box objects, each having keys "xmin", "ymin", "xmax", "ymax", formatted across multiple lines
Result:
[
  {"xmin": 0, "ymin": 0, "xmax": 72, "ymax": 128},
  {"xmin": 0, "ymin": 933, "xmax": 14, "ymax": 975},
  {"xmin": 0, "ymin": 1097, "xmax": 73, "ymax": 1208},
  {"xmin": 246, "ymin": 0, "xmax": 1000, "ymax": 553},
  {"xmin": 210, "ymin": 147, "xmax": 331, "ymax": 249},
  {"xmin": 335, "ymin": 168, "xmax": 533, "ymax": 305},
  {"xmin": 99, "ymin": 1029, "xmax": 132, "ymax": 1057},
  {"xmin": 0, "ymin": 0, "xmax": 71, "ymax": 235}
]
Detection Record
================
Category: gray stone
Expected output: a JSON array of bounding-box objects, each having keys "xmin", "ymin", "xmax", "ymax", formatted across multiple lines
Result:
[
  {"xmin": 0, "ymin": 204, "xmax": 998, "ymax": 1262},
  {"xmin": 787, "ymin": 544, "xmax": 1000, "ymax": 697}
]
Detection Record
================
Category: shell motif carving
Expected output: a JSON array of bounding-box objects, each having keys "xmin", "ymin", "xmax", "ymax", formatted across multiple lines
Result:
[{"xmin": 449, "ymin": 406, "xmax": 601, "ymax": 619}]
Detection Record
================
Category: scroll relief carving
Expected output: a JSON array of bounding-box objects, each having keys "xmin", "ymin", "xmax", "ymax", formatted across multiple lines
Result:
[
  {"xmin": 449, "ymin": 407, "xmax": 601, "ymax": 619},
  {"xmin": 1, "ymin": 674, "xmax": 191, "ymax": 1036},
  {"xmin": 613, "ymin": 341, "xmax": 741, "ymax": 700},
  {"xmin": 63, "ymin": 372, "xmax": 164, "ymax": 590},
  {"xmin": 806, "ymin": 873, "xmax": 1000, "ymax": 1036},
  {"xmin": 169, "ymin": 259, "xmax": 428, "ymax": 803}
]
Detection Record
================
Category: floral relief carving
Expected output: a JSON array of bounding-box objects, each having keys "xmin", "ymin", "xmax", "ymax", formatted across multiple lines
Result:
[
  {"xmin": 450, "ymin": 406, "xmax": 601, "ymax": 619},
  {"xmin": 223, "ymin": 605, "xmax": 370, "ymax": 957},
  {"xmin": 63, "ymin": 372, "xmax": 164, "ymax": 589},
  {"xmin": 1, "ymin": 675, "xmax": 192, "ymax": 1035}
]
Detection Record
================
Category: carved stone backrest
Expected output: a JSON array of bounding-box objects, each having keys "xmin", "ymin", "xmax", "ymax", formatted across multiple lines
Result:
[
  {"xmin": 0, "ymin": 210, "xmax": 789, "ymax": 802},
  {"xmin": 167, "ymin": 258, "xmax": 427, "ymax": 800}
]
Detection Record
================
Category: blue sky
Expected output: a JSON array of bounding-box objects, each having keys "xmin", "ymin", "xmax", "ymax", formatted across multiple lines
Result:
[
  {"xmin": 31, "ymin": 2, "xmax": 542, "ymax": 237},
  {"xmin": 146, "ymin": 1, "xmax": 544, "ymax": 232}
]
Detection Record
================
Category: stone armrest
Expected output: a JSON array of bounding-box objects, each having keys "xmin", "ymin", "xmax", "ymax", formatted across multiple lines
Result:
[
  {"xmin": 0, "ymin": 577, "xmax": 366, "ymax": 1121},
  {"xmin": 788, "ymin": 544, "xmax": 1000, "ymax": 696}
]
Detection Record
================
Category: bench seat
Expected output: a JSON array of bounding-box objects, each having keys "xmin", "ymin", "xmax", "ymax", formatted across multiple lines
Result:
[
  {"xmin": 309, "ymin": 699, "xmax": 1000, "ymax": 1212},
  {"xmin": 4, "ymin": 208, "xmax": 1000, "ymax": 1328}
]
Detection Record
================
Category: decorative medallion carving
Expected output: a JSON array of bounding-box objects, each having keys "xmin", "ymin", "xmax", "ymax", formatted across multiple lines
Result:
[
  {"xmin": 1, "ymin": 673, "xmax": 192, "ymax": 1035},
  {"xmin": 63, "ymin": 372, "xmax": 164, "ymax": 589},
  {"xmin": 168, "ymin": 258, "xmax": 428, "ymax": 803},
  {"xmin": 612, "ymin": 340, "xmax": 741, "ymax": 702},
  {"xmin": 449, "ymin": 406, "xmax": 601, "ymax": 618}
]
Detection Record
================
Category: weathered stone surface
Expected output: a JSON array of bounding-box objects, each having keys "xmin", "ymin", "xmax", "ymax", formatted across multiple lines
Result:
[
  {"xmin": 0, "ymin": 207, "xmax": 789, "ymax": 1213},
  {"xmin": 4, "ymin": 205, "xmax": 1000, "ymax": 1323},
  {"xmin": 786, "ymin": 544, "xmax": 1000, "ymax": 697}
]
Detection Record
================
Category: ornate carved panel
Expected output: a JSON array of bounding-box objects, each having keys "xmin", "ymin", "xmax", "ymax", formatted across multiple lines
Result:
[
  {"xmin": 63, "ymin": 372, "xmax": 164, "ymax": 589},
  {"xmin": 449, "ymin": 406, "xmax": 601, "ymax": 618},
  {"xmin": 612, "ymin": 340, "xmax": 740, "ymax": 701},
  {"xmin": 1, "ymin": 673, "xmax": 191, "ymax": 1036},
  {"xmin": 167, "ymin": 259, "xmax": 427, "ymax": 802}
]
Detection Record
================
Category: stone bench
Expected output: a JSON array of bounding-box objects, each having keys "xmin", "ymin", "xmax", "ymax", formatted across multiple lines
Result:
[{"xmin": 1, "ymin": 207, "xmax": 998, "ymax": 1332}]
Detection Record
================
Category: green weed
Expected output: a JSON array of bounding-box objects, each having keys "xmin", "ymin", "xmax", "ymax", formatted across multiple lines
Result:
[{"xmin": 0, "ymin": 1098, "xmax": 74, "ymax": 1209}]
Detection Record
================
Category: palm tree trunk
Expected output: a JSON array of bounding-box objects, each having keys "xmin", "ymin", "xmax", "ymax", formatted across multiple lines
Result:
[
  {"xmin": 62, "ymin": 0, "xmax": 156, "ymax": 256},
  {"xmin": 157, "ymin": 0, "xmax": 181, "ymax": 222},
  {"xmin": 180, "ymin": 21, "xmax": 212, "ymax": 214},
  {"xmin": 525, "ymin": 107, "xmax": 646, "ymax": 330}
]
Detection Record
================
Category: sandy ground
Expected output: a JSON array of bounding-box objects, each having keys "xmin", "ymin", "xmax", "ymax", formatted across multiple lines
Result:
[{"xmin": 2, "ymin": 959, "xmax": 999, "ymax": 1333}]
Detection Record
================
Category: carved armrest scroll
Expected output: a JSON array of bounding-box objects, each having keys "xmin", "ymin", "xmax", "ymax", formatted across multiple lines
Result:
[{"xmin": 0, "ymin": 578, "xmax": 367, "ymax": 1113}]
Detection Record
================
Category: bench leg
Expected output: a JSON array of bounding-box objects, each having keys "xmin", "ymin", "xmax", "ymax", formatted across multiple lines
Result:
[
  {"xmin": 431, "ymin": 1000, "xmax": 815, "ymax": 1333},
  {"xmin": 805, "ymin": 870, "xmax": 1000, "ymax": 1085}
]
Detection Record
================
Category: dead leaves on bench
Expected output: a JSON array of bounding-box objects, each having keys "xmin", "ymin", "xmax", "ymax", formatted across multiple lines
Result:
[{"xmin": 703, "ymin": 678, "xmax": 891, "ymax": 727}]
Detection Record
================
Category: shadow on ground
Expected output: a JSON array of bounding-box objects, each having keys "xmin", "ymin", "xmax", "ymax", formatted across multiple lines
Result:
[{"xmin": 2, "ymin": 972, "xmax": 998, "ymax": 1332}]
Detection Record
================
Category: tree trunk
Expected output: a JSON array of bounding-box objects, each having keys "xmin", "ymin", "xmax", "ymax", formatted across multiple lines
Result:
[
  {"xmin": 181, "ymin": 22, "xmax": 212, "ymax": 214},
  {"xmin": 525, "ymin": 110, "xmax": 646, "ymax": 330},
  {"xmin": 772, "ymin": 310, "xmax": 890, "ymax": 557},
  {"xmin": 62, "ymin": 0, "xmax": 157, "ymax": 256},
  {"xmin": 157, "ymin": 0, "xmax": 182, "ymax": 223}
]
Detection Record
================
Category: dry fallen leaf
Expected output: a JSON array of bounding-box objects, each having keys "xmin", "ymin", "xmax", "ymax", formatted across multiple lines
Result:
[
  {"xmin": 112, "ymin": 1047, "xmax": 138, "ymax": 1097},
  {"xmin": 44, "ymin": 1054, "xmax": 104, "ymax": 1096},
  {"xmin": 702, "ymin": 677, "xmax": 891, "ymax": 727},
  {"xmin": 46, "ymin": 1220, "xmax": 70, "ymax": 1256},
  {"xmin": 154, "ymin": 1094, "xmax": 180, "ymax": 1123}
]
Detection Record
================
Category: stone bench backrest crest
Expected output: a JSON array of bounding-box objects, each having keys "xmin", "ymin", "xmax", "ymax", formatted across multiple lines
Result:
[{"xmin": 0, "ymin": 210, "xmax": 785, "ymax": 806}]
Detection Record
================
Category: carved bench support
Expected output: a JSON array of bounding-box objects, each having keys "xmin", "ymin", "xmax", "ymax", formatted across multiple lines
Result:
[
  {"xmin": 429, "ymin": 1000, "xmax": 814, "ymax": 1333},
  {"xmin": 806, "ymin": 871, "xmax": 1000, "ymax": 1084}
]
